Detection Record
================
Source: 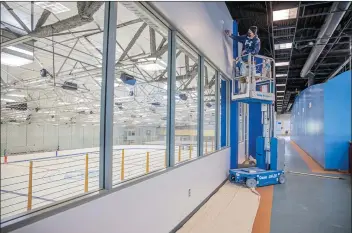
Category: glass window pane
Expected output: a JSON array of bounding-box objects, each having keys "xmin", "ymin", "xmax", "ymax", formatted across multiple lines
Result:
[
  {"xmin": 112, "ymin": 3, "xmax": 169, "ymax": 184},
  {"xmin": 203, "ymin": 62, "xmax": 216, "ymax": 155},
  {"xmin": 0, "ymin": 2, "xmax": 104, "ymax": 220},
  {"xmin": 174, "ymin": 37, "xmax": 199, "ymax": 164},
  {"xmin": 219, "ymin": 76, "xmax": 228, "ymax": 149}
]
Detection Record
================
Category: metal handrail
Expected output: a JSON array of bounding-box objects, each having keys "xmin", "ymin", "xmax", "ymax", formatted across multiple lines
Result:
[{"xmin": 233, "ymin": 54, "xmax": 276, "ymax": 96}]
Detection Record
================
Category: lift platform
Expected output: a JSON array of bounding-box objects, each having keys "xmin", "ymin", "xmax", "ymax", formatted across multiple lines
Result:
[{"xmin": 232, "ymin": 54, "xmax": 275, "ymax": 104}]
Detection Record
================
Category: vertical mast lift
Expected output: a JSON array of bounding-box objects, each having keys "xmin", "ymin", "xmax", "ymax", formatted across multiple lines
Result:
[{"xmin": 229, "ymin": 54, "xmax": 285, "ymax": 188}]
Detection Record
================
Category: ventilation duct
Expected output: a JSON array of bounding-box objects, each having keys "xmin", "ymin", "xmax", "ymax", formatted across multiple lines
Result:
[{"xmin": 300, "ymin": 1, "xmax": 351, "ymax": 78}]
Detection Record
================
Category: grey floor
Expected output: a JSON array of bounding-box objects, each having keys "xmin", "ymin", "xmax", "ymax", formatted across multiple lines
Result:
[{"xmin": 271, "ymin": 138, "xmax": 351, "ymax": 233}]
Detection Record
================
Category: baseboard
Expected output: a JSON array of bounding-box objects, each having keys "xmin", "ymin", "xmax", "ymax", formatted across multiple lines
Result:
[{"xmin": 169, "ymin": 177, "xmax": 228, "ymax": 233}]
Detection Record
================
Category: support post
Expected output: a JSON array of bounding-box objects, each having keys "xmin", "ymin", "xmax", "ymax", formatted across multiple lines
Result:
[
  {"xmin": 178, "ymin": 145, "xmax": 181, "ymax": 162},
  {"xmin": 84, "ymin": 153, "xmax": 88, "ymax": 193},
  {"xmin": 99, "ymin": 2, "xmax": 117, "ymax": 190},
  {"xmin": 146, "ymin": 152, "xmax": 150, "ymax": 174},
  {"xmin": 121, "ymin": 149, "xmax": 124, "ymax": 181},
  {"xmin": 205, "ymin": 141, "xmax": 208, "ymax": 154},
  {"xmin": 27, "ymin": 161, "xmax": 33, "ymax": 211},
  {"xmin": 164, "ymin": 150, "xmax": 167, "ymax": 168},
  {"xmin": 197, "ymin": 56, "xmax": 205, "ymax": 157},
  {"xmin": 215, "ymin": 70, "xmax": 220, "ymax": 150},
  {"xmin": 166, "ymin": 30, "xmax": 177, "ymax": 167}
]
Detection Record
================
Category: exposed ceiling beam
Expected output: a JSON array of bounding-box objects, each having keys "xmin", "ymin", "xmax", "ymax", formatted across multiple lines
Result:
[
  {"xmin": 156, "ymin": 37, "xmax": 166, "ymax": 51},
  {"xmin": 35, "ymin": 9, "xmax": 51, "ymax": 30},
  {"xmin": 2, "ymin": 2, "xmax": 31, "ymax": 33},
  {"xmin": 149, "ymin": 27, "xmax": 156, "ymax": 54},
  {"xmin": 118, "ymin": 22, "xmax": 148, "ymax": 62}
]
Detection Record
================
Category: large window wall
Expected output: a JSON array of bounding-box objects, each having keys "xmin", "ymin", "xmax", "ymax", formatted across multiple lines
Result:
[
  {"xmin": 174, "ymin": 38, "xmax": 199, "ymax": 164},
  {"xmin": 0, "ymin": 1, "xmax": 230, "ymax": 222},
  {"xmin": 203, "ymin": 62, "xmax": 216, "ymax": 155}
]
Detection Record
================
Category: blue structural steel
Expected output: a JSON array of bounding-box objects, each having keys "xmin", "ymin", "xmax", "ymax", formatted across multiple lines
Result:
[
  {"xmin": 220, "ymin": 79, "xmax": 227, "ymax": 148},
  {"xmin": 249, "ymin": 103, "xmax": 262, "ymax": 159},
  {"xmin": 291, "ymin": 71, "xmax": 351, "ymax": 170},
  {"xmin": 229, "ymin": 20, "xmax": 239, "ymax": 169}
]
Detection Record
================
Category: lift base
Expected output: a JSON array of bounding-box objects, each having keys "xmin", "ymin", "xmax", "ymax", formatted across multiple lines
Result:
[{"xmin": 229, "ymin": 167, "xmax": 285, "ymax": 188}]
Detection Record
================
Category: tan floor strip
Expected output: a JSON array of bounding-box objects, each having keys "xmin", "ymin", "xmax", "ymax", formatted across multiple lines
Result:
[
  {"xmin": 252, "ymin": 186, "xmax": 273, "ymax": 233},
  {"xmin": 290, "ymin": 140, "xmax": 348, "ymax": 174},
  {"xmin": 177, "ymin": 181, "xmax": 260, "ymax": 233}
]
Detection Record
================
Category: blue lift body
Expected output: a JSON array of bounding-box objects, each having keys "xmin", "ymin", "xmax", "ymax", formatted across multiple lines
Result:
[
  {"xmin": 229, "ymin": 137, "xmax": 285, "ymax": 187},
  {"xmin": 229, "ymin": 168, "xmax": 284, "ymax": 187}
]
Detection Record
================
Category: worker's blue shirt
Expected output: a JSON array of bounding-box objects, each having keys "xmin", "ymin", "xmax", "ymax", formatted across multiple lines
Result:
[{"xmin": 230, "ymin": 34, "xmax": 260, "ymax": 62}]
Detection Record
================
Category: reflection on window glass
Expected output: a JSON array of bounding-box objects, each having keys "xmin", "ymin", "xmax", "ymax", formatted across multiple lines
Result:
[
  {"xmin": 219, "ymin": 77, "xmax": 227, "ymax": 148},
  {"xmin": 174, "ymin": 37, "xmax": 199, "ymax": 164},
  {"xmin": 1, "ymin": 2, "xmax": 104, "ymax": 220},
  {"xmin": 204, "ymin": 62, "xmax": 216, "ymax": 155},
  {"xmin": 112, "ymin": 3, "xmax": 169, "ymax": 184}
]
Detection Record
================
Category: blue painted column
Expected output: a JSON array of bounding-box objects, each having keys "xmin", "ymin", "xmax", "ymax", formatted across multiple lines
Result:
[
  {"xmin": 248, "ymin": 103, "xmax": 263, "ymax": 159},
  {"xmin": 220, "ymin": 79, "xmax": 227, "ymax": 148},
  {"xmin": 230, "ymin": 20, "xmax": 239, "ymax": 169}
]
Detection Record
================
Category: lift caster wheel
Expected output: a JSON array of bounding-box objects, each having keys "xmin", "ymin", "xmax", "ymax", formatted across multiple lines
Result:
[
  {"xmin": 279, "ymin": 174, "xmax": 286, "ymax": 184},
  {"xmin": 229, "ymin": 175, "xmax": 236, "ymax": 182},
  {"xmin": 246, "ymin": 178, "xmax": 257, "ymax": 188}
]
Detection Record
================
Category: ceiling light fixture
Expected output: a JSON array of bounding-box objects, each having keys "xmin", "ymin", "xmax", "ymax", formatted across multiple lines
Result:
[
  {"xmin": 276, "ymin": 84, "xmax": 286, "ymax": 87},
  {"xmin": 138, "ymin": 58, "xmax": 167, "ymax": 71},
  {"xmin": 276, "ymin": 91, "xmax": 285, "ymax": 93},
  {"xmin": 35, "ymin": 2, "xmax": 70, "ymax": 14},
  {"xmin": 276, "ymin": 62, "xmax": 289, "ymax": 66},
  {"xmin": 1, "ymin": 52, "xmax": 33, "ymax": 67},
  {"xmin": 7, "ymin": 46, "xmax": 34, "ymax": 56},
  {"xmin": 274, "ymin": 43, "xmax": 292, "ymax": 50},
  {"xmin": 276, "ymin": 74, "xmax": 287, "ymax": 77},
  {"xmin": 26, "ymin": 79, "xmax": 46, "ymax": 84},
  {"xmin": 6, "ymin": 93, "xmax": 26, "ymax": 98},
  {"xmin": 273, "ymin": 8, "xmax": 298, "ymax": 21},
  {"xmin": 1, "ymin": 98, "xmax": 16, "ymax": 102}
]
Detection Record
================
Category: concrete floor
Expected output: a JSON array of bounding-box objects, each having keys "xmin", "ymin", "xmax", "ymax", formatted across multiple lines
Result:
[{"xmin": 270, "ymin": 138, "xmax": 351, "ymax": 233}]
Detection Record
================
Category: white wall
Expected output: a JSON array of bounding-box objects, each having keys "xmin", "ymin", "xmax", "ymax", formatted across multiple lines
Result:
[
  {"xmin": 0, "ymin": 123, "xmax": 160, "ymax": 155},
  {"xmin": 11, "ymin": 148, "xmax": 230, "ymax": 233},
  {"xmin": 276, "ymin": 114, "xmax": 291, "ymax": 135},
  {"xmin": 150, "ymin": 2, "xmax": 233, "ymax": 78},
  {"xmin": 0, "ymin": 123, "xmax": 101, "ymax": 154}
]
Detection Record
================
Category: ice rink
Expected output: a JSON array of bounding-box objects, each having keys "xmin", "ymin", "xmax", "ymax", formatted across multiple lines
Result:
[{"xmin": 0, "ymin": 143, "xmax": 215, "ymax": 221}]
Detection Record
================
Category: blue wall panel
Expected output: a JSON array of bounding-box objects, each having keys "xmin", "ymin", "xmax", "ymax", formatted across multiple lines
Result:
[
  {"xmin": 324, "ymin": 71, "xmax": 351, "ymax": 170},
  {"xmin": 291, "ymin": 84, "xmax": 325, "ymax": 167},
  {"xmin": 291, "ymin": 71, "xmax": 351, "ymax": 170}
]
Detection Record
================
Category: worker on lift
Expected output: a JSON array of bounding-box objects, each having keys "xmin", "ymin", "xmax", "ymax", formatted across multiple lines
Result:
[{"xmin": 225, "ymin": 26, "xmax": 261, "ymax": 93}]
